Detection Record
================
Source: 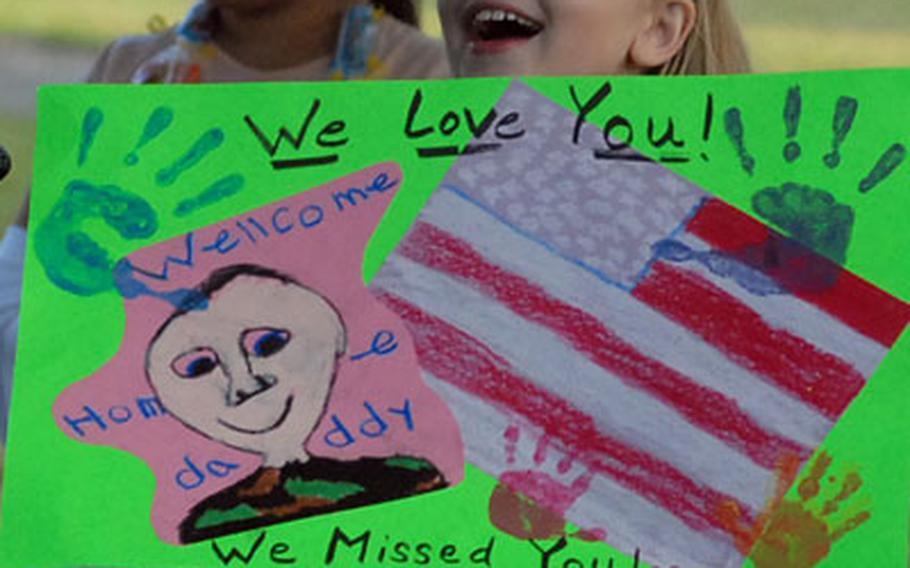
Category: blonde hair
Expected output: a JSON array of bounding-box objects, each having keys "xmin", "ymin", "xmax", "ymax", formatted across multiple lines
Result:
[{"xmin": 660, "ymin": 0, "xmax": 751, "ymax": 75}]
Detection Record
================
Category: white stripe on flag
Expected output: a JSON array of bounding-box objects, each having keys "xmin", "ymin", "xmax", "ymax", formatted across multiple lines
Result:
[
  {"xmin": 413, "ymin": 187, "xmax": 832, "ymax": 448},
  {"xmin": 376, "ymin": 254, "xmax": 775, "ymax": 509},
  {"xmin": 423, "ymin": 373, "xmax": 743, "ymax": 568},
  {"xmin": 672, "ymin": 232, "xmax": 885, "ymax": 378}
]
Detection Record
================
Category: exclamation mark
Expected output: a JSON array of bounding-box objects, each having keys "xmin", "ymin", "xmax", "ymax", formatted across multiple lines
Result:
[
  {"xmin": 783, "ymin": 86, "xmax": 802, "ymax": 162},
  {"xmin": 156, "ymin": 128, "xmax": 225, "ymax": 187},
  {"xmin": 724, "ymin": 107, "xmax": 756, "ymax": 176},
  {"xmin": 701, "ymin": 93, "xmax": 714, "ymax": 162},
  {"xmin": 78, "ymin": 107, "xmax": 104, "ymax": 167},
  {"xmin": 823, "ymin": 96, "xmax": 859, "ymax": 169},
  {"xmin": 859, "ymin": 143, "xmax": 906, "ymax": 193},
  {"xmin": 124, "ymin": 107, "xmax": 174, "ymax": 166}
]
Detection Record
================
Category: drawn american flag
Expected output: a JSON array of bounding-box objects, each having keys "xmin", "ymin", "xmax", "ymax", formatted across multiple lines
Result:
[{"xmin": 371, "ymin": 83, "xmax": 910, "ymax": 567}]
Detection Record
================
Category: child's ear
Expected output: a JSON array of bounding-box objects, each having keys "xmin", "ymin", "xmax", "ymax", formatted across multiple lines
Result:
[{"xmin": 629, "ymin": 0, "xmax": 697, "ymax": 70}]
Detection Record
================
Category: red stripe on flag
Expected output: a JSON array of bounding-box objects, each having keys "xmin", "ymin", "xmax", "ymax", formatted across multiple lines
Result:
[
  {"xmin": 377, "ymin": 290, "xmax": 757, "ymax": 541},
  {"xmin": 634, "ymin": 262, "xmax": 865, "ymax": 420},
  {"xmin": 687, "ymin": 199, "xmax": 910, "ymax": 347},
  {"xmin": 396, "ymin": 222, "xmax": 809, "ymax": 470}
]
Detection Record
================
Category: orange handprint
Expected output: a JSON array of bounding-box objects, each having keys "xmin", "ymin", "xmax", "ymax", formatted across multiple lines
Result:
[
  {"xmin": 721, "ymin": 451, "xmax": 870, "ymax": 568},
  {"xmin": 749, "ymin": 451, "xmax": 870, "ymax": 568}
]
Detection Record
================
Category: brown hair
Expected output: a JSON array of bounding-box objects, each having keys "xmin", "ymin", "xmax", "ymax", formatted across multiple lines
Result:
[
  {"xmin": 660, "ymin": 0, "xmax": 751, "ymax": 75},
  {"xmin": 372, "ymin": 0, "xmax": 418, "ymax": 26}
]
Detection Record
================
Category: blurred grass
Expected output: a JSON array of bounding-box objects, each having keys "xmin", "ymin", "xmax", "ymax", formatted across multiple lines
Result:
[
  {"xmin": 730, "ymin": 0, "xmax": 909, "ymax": 31},
  {"xmin": 729, "ymin": 0, "xmax": 910, "ymax": 72},
  {"xmin": 744, "ymin": 25, "xmax": 910, "ymax": 72},
  {"xmin": 0, "ymin": 0, "xmax": 191, "ymax": 47}
]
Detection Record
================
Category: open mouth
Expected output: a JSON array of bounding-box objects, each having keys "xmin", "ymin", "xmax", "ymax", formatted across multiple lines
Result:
[
  {"xmin": 218, "ymin": 395, "xmax": 294, "ymax": 435},
  {"xmin": 465, "ymin": 4, "xmax": 544, "ymax": 49}
]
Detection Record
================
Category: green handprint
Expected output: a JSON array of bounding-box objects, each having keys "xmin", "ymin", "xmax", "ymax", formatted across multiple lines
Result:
[
  {"xmin": 34, "ymin": 106, "xmax": 243, "ymax": 299},
  {"xmin": 723, "ymin": 87, "xmax": 905, "ymax": 291},
  {"xmin": 35, "ymin": 180, "xmax": 158, "ymax": 295},
  {"xmin": 752, "ymin": 183, "xmax": 854, "ymax": 266}
]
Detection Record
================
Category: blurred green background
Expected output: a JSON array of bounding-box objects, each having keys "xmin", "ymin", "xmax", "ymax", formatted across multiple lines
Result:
[{"xmin": 0, "ymin": 0, "xmax": 908, "ymax": 230}]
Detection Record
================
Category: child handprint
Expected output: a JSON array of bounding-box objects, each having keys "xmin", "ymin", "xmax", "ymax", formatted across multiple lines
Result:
[
  {"xmin": 718, "ymin": 451, "xmax": 869, "ymax": 568},
  {"xmin": 749, "ymin": 451, "xmax": 870, "ymax": 568},
  {"xmin": 34, "ymin": 106, "xmax": 244, "ymax": 299},
  {"xmin": 488, "ymin": 424, "xmax": 604, "ymax": 543},
  {"xmin": 751, "ymin": 183, "xmax": 854, "ymax": 266},
  {"xmin": 740, "ymin": 183, "xmax": 854, "ymax": 293},
  {"xmin": 35, "ymin": 180, "xmax": 158, "ymax": 295},
  {"xmin": 724, "ymin": 86, "xmax": 905, "ymax": 288}
]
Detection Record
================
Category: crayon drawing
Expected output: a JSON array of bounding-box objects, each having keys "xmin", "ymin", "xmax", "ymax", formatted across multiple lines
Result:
[
  {"xmin": 52, "ymin": 163, "xmax": 464, "ymax": 544},
  {"xmin": 371, "ymin": 83, "xmax": 910, "ymax": 567},
  {"xmin": 4, "ymin": 74, "xmax": 909, "ymax": 568}
]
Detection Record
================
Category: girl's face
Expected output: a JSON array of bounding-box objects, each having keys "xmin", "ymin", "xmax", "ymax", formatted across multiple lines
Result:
[{"xmin": 439, "ymin": 0, "xmax": 655, "ymax": 77}]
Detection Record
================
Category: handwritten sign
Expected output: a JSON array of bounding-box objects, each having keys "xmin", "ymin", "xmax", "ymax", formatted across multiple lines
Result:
[
  {"xmin": 50, "ymin": 163, "xmax": 463, "ymax": 544},
  {"xmin": 2, "ymin": 72, "xmax": 909, "ymax": 567}
]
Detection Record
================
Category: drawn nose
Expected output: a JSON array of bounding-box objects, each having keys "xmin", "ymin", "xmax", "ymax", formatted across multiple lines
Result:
[{"xmin": 227, "ymin": 373, "xmax": 278, "ymax": 407}]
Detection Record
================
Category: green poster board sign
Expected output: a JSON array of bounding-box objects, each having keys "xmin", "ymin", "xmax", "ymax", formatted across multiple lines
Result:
[{"xmin": 1, "ymin": 71, "xmax": 908, "ymax": 567}]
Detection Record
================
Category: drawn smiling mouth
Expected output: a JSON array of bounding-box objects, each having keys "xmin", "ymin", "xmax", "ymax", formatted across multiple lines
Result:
[{"xmin": 218, "ymin": 395, "xmax": 294, "ymax": 435}]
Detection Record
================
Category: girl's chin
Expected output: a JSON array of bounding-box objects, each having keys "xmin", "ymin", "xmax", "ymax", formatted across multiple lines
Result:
[{"xmin": 455, "ymin": 46, "xmax": 536, "ymax": 77}]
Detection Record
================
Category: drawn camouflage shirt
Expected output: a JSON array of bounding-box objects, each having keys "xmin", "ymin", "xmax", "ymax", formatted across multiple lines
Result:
[{"xmin": 180, "ymin": 455, "xmax": 447, "ymax": 543}]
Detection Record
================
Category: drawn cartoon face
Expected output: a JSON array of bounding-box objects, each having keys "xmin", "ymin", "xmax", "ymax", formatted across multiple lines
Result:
[{"xmin": 146, "ymin": 267, "xmax": 346, "ymax": 466}]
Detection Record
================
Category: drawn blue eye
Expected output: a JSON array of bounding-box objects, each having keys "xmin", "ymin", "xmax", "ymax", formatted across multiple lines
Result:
[
  {"xmin": 243, "ymin": 328, "xmax": 291, "ymax": 358},
  {"xmin": 171, "ymin": 348, "xmax": 219, "ymax": 379}
]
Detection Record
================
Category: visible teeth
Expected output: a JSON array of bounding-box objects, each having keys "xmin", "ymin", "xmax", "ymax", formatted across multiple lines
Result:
[{"xmin": 473, "ymin": 8, "xmax": 540, "ymax": 29}]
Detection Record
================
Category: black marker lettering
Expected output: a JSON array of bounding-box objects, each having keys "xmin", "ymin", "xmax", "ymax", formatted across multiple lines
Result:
[
  {"xmin": 325, "ymin": 527, "xmax": 371, "ymax": 564},
  {"xmin": 405, "ymin": 89, "xmax": 435, "ymax": 139},
  {"xmin": 269, "ymin": 542, "xmax": 296, "ymax": 565},
  {"xmin": 495, "ymin": 112, "xmax": 525, "ymax": 139},
  {"xmin": 647, "ymin": 117, "xmax": 685, "ymax": 149},
  {"xmin": 570, "ymin": 81, "xmax": 613, "ymax": 145},
  {"xmin": 529, "ymin": 537, "xmax": 568, "ymax": 568},
  {"xmin": 211, "ymin": 531, "xmax": 266, "ymax": 566},
  {"xmin": 317, "ymin": 120, "xmax": 348, "ymax": 147}
]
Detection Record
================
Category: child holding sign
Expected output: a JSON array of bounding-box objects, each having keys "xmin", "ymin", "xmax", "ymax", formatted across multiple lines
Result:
[{"xmin": 0, "ymin": 0, "xmax": 444, "ymax": 442}]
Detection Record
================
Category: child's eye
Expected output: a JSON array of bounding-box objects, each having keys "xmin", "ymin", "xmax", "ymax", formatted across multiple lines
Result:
[
  {"xmin": 171, "ymin": 348, "xmax": 220, "ymax": 379},
  {"xmin": 242, "ymin": 328, "xmax": 291, "ymax": 358}
]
